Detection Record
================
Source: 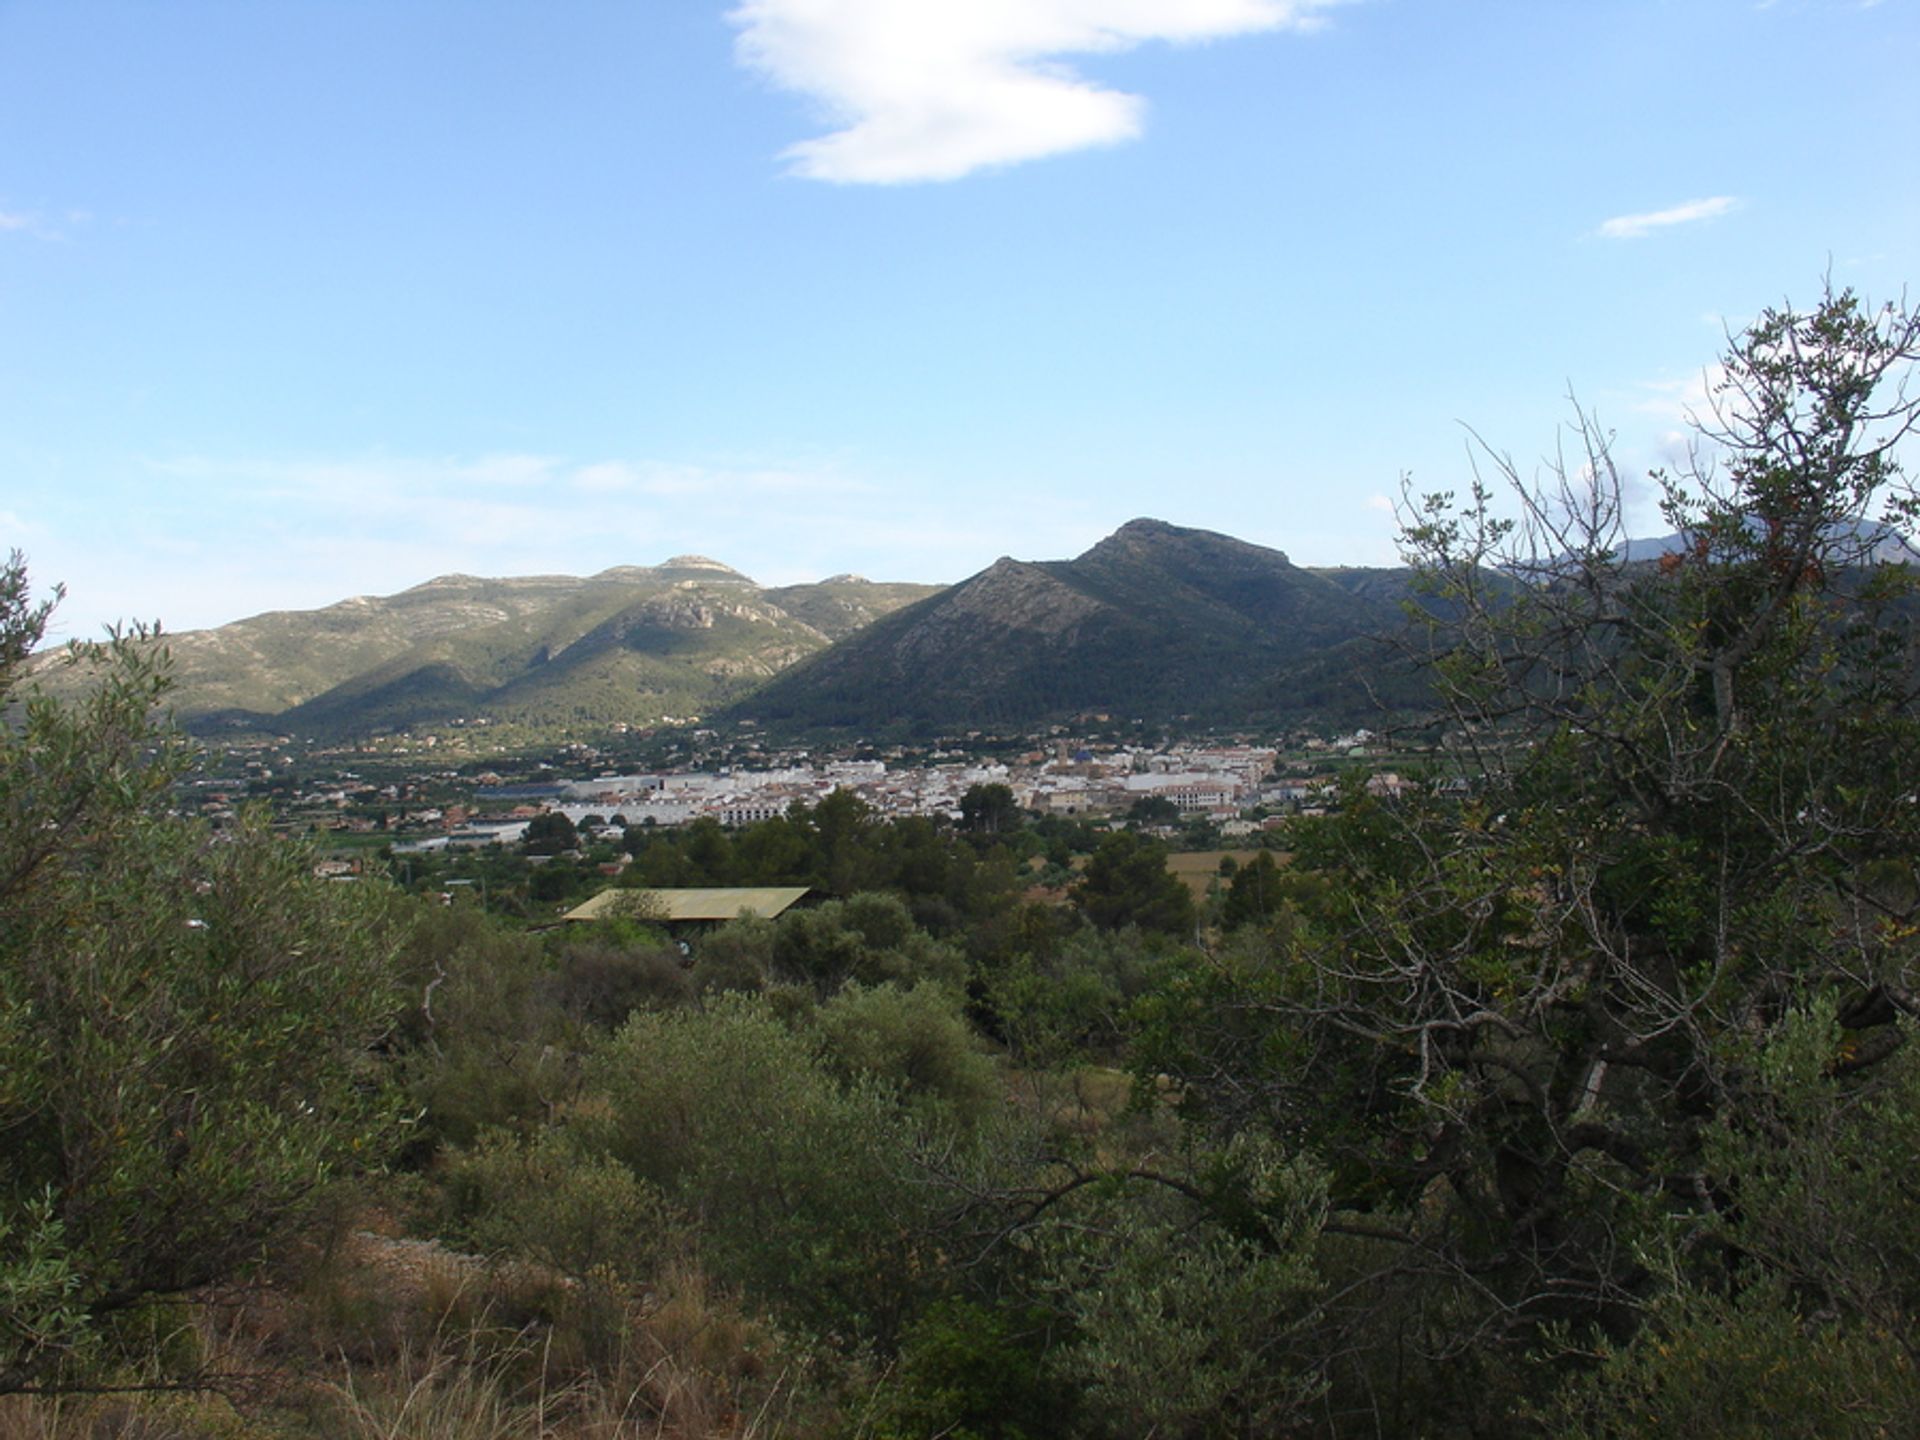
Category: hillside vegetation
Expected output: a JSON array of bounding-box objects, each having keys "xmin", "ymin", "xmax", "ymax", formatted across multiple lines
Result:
[
  {"xmin": 5, "ymin": 284, "xmax": 1920, "ymax": 1438},
  {"xmin": 37, "ymin": 560, "xmax": 936, "ymax": 739},
  {"xmin": 731, "ymin": 520, "xmax": 1415, "ymax": 732}
]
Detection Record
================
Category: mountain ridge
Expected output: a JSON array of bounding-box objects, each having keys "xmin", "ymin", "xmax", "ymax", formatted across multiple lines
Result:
[
  {"xmin": 40, "ymin": 560, "xmax": 938, "ymax": 738},
  {"xmin": 81, "ymin": 520, "xmax": 1427, "ymax": 738},
  {"xmin": 728, "ymin": 518, "xmax": 1410, "ymax": 733}
]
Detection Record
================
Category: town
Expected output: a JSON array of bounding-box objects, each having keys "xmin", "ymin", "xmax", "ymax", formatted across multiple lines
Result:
[{"xmin": 184, "ymin": 724, "xmax": 1424, "ymax": 863}]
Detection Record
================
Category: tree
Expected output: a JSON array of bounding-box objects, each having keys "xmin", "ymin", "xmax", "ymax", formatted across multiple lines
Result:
[
  {"xmin": 522, "ymin": 809, "xmax": 578, "ymax": 856},
  {"xmin": 680, "ymin": 814, "xmax": 734, "ymax": 882},
  {"xmin": 1124, "ymin": 794, "xmax": 1180, "ymax": 826},
  {"xmin": 799, "ymin": 787, "xmax": 885, "ymax": 895},
  {"xmin": 0, "ymin": 559, "xmax": 404, "ymax": 1391},
  {"xmin": 770, "ymin": 892, "xmax": 967, "ymax": 994},
  {"xmin": 731, "ymin": 813, "xmax": 812, "ymax": 883},
  {"xmin": 1220, "ymin": 849, "xmax": 1285, "ymax": 930},
  {"xmin": 1537, "ymin": 995, "xmax": 1920, "ymax": 1437},
  {"xmin": 960, "ymin": 782, "xmax": 1021, "ymax": 836},
  {"xmin": 527, "ymin": 852, "xmax": 590, "ymax": 904},
  {"xmin": 1073, "ymin": 831, "xmax": 1195, "ymax": 936},
  {"xmin": 1140, "ymin": 285, "xmax": 1920, "ymax": 1424}
]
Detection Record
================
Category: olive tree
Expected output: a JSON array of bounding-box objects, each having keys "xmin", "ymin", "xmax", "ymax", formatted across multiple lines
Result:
[
  {"xmin": 0, "ymin": 560, "xmax": 405, "ymax": 1391},
  {"xmin": 582, "ymin": 994, "xmax": 937, "ymax": 1344}
]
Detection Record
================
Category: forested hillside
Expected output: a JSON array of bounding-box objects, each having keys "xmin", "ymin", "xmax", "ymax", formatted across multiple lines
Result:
[
  {"xmin": 730, "ymin": 519, "xmax": 1410, "ymax": 733},
  {"xmin": 4, "ymin": 285, "xmax": 1919, "ymax": 1438},
  {"xmin": 33, "ymin": 561, "xmax": 937, "ymax": 740}
]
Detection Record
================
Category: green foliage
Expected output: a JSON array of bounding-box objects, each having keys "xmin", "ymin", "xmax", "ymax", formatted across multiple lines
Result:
[
  {"xmin": 1125, "ymin": 793, "xmax": 1180, "ymax": 825},
  {"xmin": 728, "ymin": 812, "xmax": 814, "ymax": 883},
  {"xmin": 1073, "ymin": 831, "xmax": 1195, "ymax": 936},
  {"xmin": 520, "ymin": 810, "xmax": 577, "ymax": 856},
  {"xmin": 959, "ymin": 781, "xmax": 1022, "ymax": 835},
  {"xmin": 1547, "ymin": 999, "xmax": 1920, "ymax": 1434},
  {"xmin": 397, "ymin": 903, "xmax": 577, "ymax": 1149},
  {"xmin": 617, "ymin": 799, "xmax": 1027, "ymax": 950},
  {"xmin": 985, "ymin": 926, "xmax": 1162, "ymax": 1066},
  {"xmin": 1047, "ymin": 1141, "xmax": 1329, "ymax": 1438},
  {"xmin": 0, "ymin": 563, "xmax": 406, "ymax": 1391},
  {"xmin": 582, "ymin": 995, "xmax": 937, "ymax": 1342},
  {"xmin": 1544, "ymin": 1276, "xmax": 1920, "ymax": 1439},
  {"xmin": 7, "ymin": 809, "xmax": 404, "ymax": 1291},
  {"xmin": 548, "ymin": 934, "xmax": 691, "ymax": 1026},
  {"xmin": 803, "ymin": 787, "xmax": 887, "ymax": 894},
  {"xmin": 689, "ymin": 912, "xmax": 777, "ymax": 994},
  {"xmin": 1220, "ymin": 848, "xmax": 1285, "ymax": 930},
  {"xmin": 1136, "ymin": 284, "xmax": 1920, "ymax": 1421},
  {"xmin": 526, "ymin": 854, "xmax": 593, "ymax": 904},
  {"xmin": 0, "ymin": 554, "xmax": 58, "ymax": 677},
  {"xmin": 815, "ymin": 981, "xmax": 1001, "ymax": 1128},
  {"xmin": 440, "ymin": 1127, "xmax": 675, "ymax": 1288},
  {"xmin": 770, "ymin": 892, "xmax": 967, "ymax": 993},
  {"xmin": 871, "ymin": 1299, "xmax": 1079, "ymax": 1440},
  {"xmin": 1704, "ymin": 999, "xmax": 1920, "ymax": 1335},
  {"xmin": 0, "ymin": 1196, "xmax": 82, "ymax": 1388}
]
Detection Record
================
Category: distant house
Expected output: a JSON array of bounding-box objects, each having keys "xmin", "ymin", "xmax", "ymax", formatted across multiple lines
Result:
[
  {"xmin": 561, "ymin": 885, "xmax": 812, "ymax": 930},
  {"xmin": 716, "ymin": 800, "xmax": 787, "ymax": 827}
]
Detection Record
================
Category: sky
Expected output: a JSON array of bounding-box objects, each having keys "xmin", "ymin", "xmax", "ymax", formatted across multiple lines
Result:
[{"xmin": 2, "ymin": 0, "xmax": 1915, "ymax": 639}]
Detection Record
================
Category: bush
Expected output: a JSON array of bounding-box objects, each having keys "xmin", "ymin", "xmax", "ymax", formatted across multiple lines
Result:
[
  {"xmin": 815, "ymin": 982, "xmax": 1000, "ymax": 1128},
  {"xmin": 1048, "ymin": 1144, "xmax": 1328, "ymax": 1438},
  {"xmin": 986, "ymin": 926, "xmax": 1161, "ymax": 1066},
  {"xmin": 397, "ymin": 905, "xmax": 577, "ymax": 1150},
  {"xmin": 0, "ymin": 567, "xmax": 407, "ymax": 1390},
  {"xmin": 440, "ymin": 1128, "xmax": 675, "ymax": 1288},
  {"xmin": 871, "ymin": 1299, "xmax": 1079, "ymax": 1440},
  {"xmin": 689, "ymin": 914, "xmax": 777, "ymax": 995},
  {"xmin": 1544, "ymin": 1277, "xmax": 1920, "ymax": 1439},
  {"xmin": 548, "ymin": 939, "xmax": 691, "ymax": 1026},
  {"xmin": 582, "ymin": 996, "xmax": 934, "ymax": 1343},
  {"xmin": 771, "ymin": 893, "xmax": 967, "ymax": 993}
]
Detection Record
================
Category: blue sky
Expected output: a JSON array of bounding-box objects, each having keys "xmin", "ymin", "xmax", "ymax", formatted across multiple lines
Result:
[{"xmin": 3, "ymin": 0, "xmax": 1914, "ymax": 637}]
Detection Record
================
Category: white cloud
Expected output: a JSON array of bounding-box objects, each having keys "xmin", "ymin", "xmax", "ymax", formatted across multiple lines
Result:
[
  {"xmin": 729, "ymin": 0, "xmax": 1338, "ymax": 183},
  {"xmin": 1630, "ymin": 367, "xmax": 1723, "ymax": 428},
  {"xmin": 0, "ymin": 207, "xmax": 93, "ymax": 240},
  {"xmin": 1597, "ymin": 196, "xmax": 1740, "ymax": 240}
]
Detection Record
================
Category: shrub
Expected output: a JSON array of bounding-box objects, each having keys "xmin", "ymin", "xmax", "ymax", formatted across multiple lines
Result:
[
  {"xmin": 582, "ymin": 996, "xmax": 933, "ymax": 1343},
  {"xmin": 0, "ymin": 568, "xmax": 407, "ymax": 1391},
  {"xmin": 814, "ymin": 982, "xmax": 1000, "ymax": 1128}
]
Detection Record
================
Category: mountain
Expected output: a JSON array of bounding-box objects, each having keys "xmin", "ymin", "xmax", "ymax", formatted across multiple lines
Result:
[
  {"xmin": 72, "ymin": 515, "xmax": 1907, "ymax": 743},
  {"xmin": 61, "ymin": 560, "xmax": 937, "ymax": 738},
  {"xmin": 728, "ymin": 519, "xmax": 1411, "ymax": 733},
  {"xmin": 1612, "ymin": 519, "xmax": 1920, "ymax": 566}
]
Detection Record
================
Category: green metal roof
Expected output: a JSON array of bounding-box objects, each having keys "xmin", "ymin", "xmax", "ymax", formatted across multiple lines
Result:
[{"xmin": 562, "ymin": 885, "xmax": 811, "ymax": 924}]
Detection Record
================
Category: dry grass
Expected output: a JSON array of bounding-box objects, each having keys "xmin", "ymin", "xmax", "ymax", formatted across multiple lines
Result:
[
  {"xmin": 0, "ymin": 1216, "xmax": 824, "ymax": 1440},
  {"xmin": 1164, "ymin": 849, "xmax": 1277, "ymax": 900},
  {"xmin": 316, "ymin": 1305, "xmax": 806, "ymax": 1440}
]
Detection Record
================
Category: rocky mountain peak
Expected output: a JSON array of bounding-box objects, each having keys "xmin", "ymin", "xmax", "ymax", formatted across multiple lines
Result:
[{"xmin": 659, "ymin": 554, "xmax": 748, "ymax": 578}]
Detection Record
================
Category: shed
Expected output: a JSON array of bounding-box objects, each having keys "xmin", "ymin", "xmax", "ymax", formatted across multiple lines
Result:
[{"xmin": 561, "ymin": 886, "xmax": 811, "ymax": 926}]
